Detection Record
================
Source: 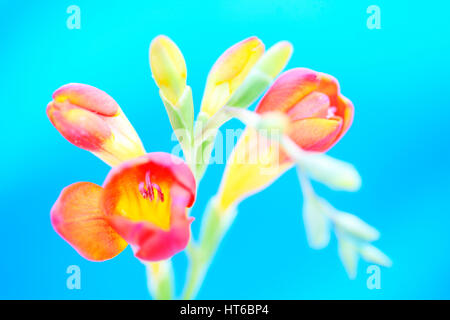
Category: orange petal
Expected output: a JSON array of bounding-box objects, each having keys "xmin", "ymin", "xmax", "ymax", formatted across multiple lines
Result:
[
  {"xmin": 257, "ymin": 68, "xmax": 353, "ymax": 152},
  {"xmin": 51, "ymin": 182, "xmax": 127, "ymax": 261},
  {"xmin": 336, "ymin": 95, "xmax": 354, "ymax": 137},
  {"xmin": 200, "ymin": 37, "xmax": 265, "ymax": 117},
  {"xmin": 101, "ymin": 152, "xmax": 196, "ymax": 261},
  {"xmin": 287, "ymin": 117, "xmax": 343, "ymax": 153}
]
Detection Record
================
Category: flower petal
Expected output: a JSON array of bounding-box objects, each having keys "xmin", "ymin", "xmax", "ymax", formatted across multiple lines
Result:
[
  {"xmin": 337, "ymin": 95, "xmax": 354, "ymax": 137},
  {"xmin": 256, "ymin": 68, "xmax": 322, "ymax": 114},
  {"xmin": 51, "ymin": 182, "xmax": 127, "ymax": 261},
  {"xmin": 47, "ymin": 101, "xmax": 111, "ymax": 151},
  {"xmin": 101, "ymin": 152, "xmax": 196, "ymax": 261},
  {"xmin": 287, "ymin": 117, "xmax": 343, "ymax": 153},
  {"xmin": 107, "ymin": 210, "xmax": 193, "ymax": 261},
  {"xmin": 256, "ymin": 68, "xmax": 342, "ymax": 117},
  {"xmin": 53, "ymin": 83, "xmax": 119, "ymax": 116},
  {"xmin": 287, "ymin": 92, "xmax": 330, "ymax": 121}
]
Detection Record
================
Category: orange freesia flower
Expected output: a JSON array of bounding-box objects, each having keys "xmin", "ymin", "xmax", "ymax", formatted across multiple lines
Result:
[
  {"xmin": 217, "ymin": 68, "xmax": 354, "ymax": 210},
  {"xmin": 48, "ymin": 84, "xmax": 196, "ymax": 262},
  {"xmin": 51, "ymin": 153, "xmax": 196, "ymax": 262},
  {"xmin": 47, "ymin": 83, "xmax": 146, "ymax": 166},
  {"xmin": 257, "ymin": 68, "xmax": 353, "ymax": 155}
]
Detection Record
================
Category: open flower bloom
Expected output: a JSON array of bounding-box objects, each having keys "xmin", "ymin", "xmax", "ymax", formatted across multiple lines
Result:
[
  {"xmin": 51, "ymin": 152, "xmax": 196, "ymax": 261},
  {"xmin": 47, "ymin": 83, "xmax": 146, "ymax": 166},
  {"xmin": 200, "ymin": 37, "xmax": 265, "ymax": 117},
  {"xmin": 217, "ymin": 68, "xmax": 354, "ymax": 210}
]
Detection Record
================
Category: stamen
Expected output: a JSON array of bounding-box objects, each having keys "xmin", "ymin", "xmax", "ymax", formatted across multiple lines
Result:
[
  {"xmin": 145, "ymin": 171, "xmax": 154, "ymax": 201},
  {"xmin": 152, "ymin": 183, "xmax": 164, "ymax": 202},
  {"xmin": 139, "ymin": 170, "xmax": 165, "ymax": 202},
  {"xmin": 327, "ymin": 106, "xmax": 337, "ymax": 119},
  {"xmin": 139, "ymin": 182, "xmax": 148, "ymax": 199}
]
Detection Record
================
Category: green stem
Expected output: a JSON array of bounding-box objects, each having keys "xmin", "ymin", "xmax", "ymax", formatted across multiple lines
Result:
[
  {"xmin": 145, "ymin": 260, "xmax": 174, "ymax": 300},
  {"xmin": 182, "ymin": 198, "xmax": 234, "ymax": 299},
  {"xmin": 182, "ymin": 245, "xmax": 208, "ymax": 300},
  {"xmin": 296, "ymin": 166, "xmax": 315, "ymax": 199}
]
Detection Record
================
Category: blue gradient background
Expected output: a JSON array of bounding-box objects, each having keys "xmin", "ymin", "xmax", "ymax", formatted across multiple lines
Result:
[{"xmin": 1, "ymin": 0, "xmax": 449, "ymax": 299}]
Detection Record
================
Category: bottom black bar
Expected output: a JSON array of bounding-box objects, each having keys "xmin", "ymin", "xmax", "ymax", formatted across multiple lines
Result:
[{"xmin": 1, "ymin": 300, "xmax": 446, "ymax": 318}]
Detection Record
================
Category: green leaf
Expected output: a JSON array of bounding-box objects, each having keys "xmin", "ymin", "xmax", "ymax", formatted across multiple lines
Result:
[
  {"xmin": 303, "ymin": 195, "xmax": 331, "ymax": 249},
  {"xmin": 338, "ymin": 236, "xmax": 359, "ymax": 279},
  {"xmin": 160, "ymin": 86, "xmax": 194, "ymax": 157},
  {"xmin": 299, "ymin": 153, "xmax": 362, "ymax": 191},
  {"xmin": 226, "ymin": 70, "xmax": 272, "ymax": 108},
  {"xmin": 281, "ymin": 137, "xmax": 361, "ymax": 192},
  {"xmin": 333, "ymin": 212, "xmax": 380, "ymax": 242},
  {"xmin": 359, "ymin": 244, "xmax": 392, "ymax": 267}
]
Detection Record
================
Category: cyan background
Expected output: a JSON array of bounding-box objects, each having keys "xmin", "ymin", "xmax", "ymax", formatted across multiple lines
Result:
[{"xmin": 1, "ymin": 0, "xmax": 449, "ymax": 299}]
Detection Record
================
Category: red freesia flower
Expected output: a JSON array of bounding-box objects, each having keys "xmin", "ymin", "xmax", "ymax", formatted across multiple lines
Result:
[{"xmin": 51, "ymin": 152, "xmax": 196, "ymax": 261}]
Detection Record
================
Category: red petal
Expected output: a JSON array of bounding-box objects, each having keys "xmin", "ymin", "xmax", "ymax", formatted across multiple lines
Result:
[
  {"xmin": 53, "ymin": 83, "xmax": 119, "ymax": 116},
  {"xmin": 256, "ymin": 68, "xmax": 321, "ymax": 114},
  {"xmin": 107, "ymin": 209, "xmax": 193, "ymax": 261},
  {"xmin": 47, "ymin": 101, "xmax": 111, "ymax": 151}
]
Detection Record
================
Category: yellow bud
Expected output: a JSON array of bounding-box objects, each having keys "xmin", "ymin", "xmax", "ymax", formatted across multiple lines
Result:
[
  {"xmin": 150, "ymin": 35, "xmax": 187, "ymax": 106},
  {"xmin": 200, "ymin": 37, "xmax": 265, "ymax": 117}
]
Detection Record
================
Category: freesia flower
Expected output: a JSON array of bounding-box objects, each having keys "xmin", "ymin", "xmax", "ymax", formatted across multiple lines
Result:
[
  {"xmin": 47, "ymin": 83, "xmax": 146, "ymax": 167},
  {"xmin": 51, "ymin": 152, "xmax": 196, "ymax": 261},
  {"xmin": 216, "ymin": 68, "xmax": 354, "ymax": 210}
]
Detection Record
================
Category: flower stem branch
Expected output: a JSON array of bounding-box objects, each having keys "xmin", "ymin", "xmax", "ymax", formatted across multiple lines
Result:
[
  {"xmin": 145, "ymin": 260, "xmax": 174, "ymax": 300},
  {"xmin": 182, "ymin": 198, "xmax": 235, "ymax": 299}
]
